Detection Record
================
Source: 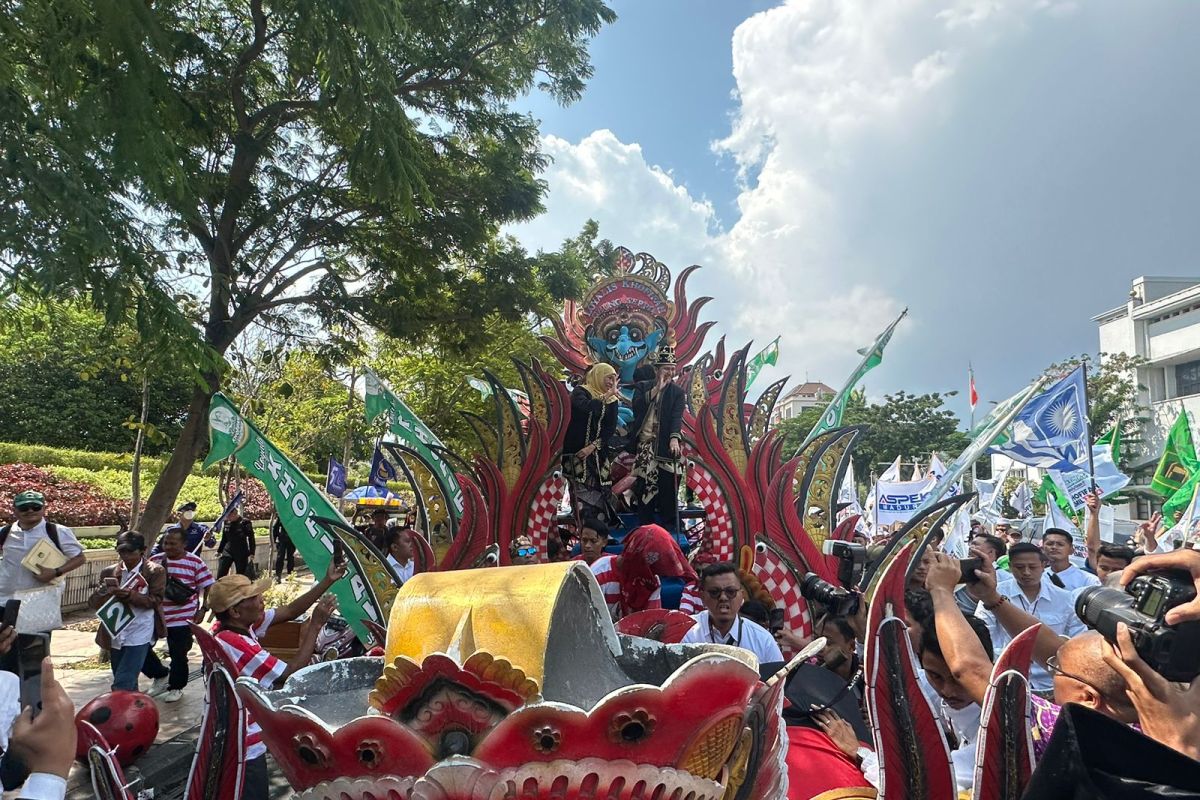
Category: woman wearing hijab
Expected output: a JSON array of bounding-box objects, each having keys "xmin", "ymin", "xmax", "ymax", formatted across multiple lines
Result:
[
  {"xmin": 563, "ymin": 362, "xmax": 621, "ymax": 522},
  {"xmin": 589, "ymin": 524, "xmax": 703, "ymax": 620}
]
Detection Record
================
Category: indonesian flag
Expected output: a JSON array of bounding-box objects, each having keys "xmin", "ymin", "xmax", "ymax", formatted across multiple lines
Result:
[{"xmin": 968, "ymin": 364, "xmax": 978, "ymax": 412}]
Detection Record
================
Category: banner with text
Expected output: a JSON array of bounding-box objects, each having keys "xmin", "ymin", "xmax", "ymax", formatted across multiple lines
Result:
[
  {"xmin": 874, "ymin": 475, "xmax": 940, "ymax": 528},
  {"xmin": 204, "ymin": 393, "xmax": 380, "ymax": 641}
]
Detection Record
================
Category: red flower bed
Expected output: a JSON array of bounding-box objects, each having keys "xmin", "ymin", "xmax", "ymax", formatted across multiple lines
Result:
[
  {"xmin": 228, "ymin": 479, "xmax": 274, "ymax": 520},
  {"xmin": 0, "ymin": 463, "xmax": 130, "ymax": 527}
]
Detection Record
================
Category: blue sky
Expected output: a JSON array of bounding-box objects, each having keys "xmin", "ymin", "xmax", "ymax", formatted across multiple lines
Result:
[{"xmin": 510, "ymin": 0, "xmax": 1200, "ymax": 424}]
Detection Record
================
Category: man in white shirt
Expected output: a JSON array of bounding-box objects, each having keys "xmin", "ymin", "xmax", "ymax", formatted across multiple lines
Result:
[
  {"xmin": 681, "ymin": 562, "xmax": 783, "ymax": 664},
  {"xmin": 385, "ymin": 528, "xmax": 415, "ymax": 584},
  {"xmin": 1040, "ymin": 527, "xmax": 1099, "ymax": 591},
  {"xmin": 975, "ymin": 542, "xmax": 1085, "ymax": 693}
]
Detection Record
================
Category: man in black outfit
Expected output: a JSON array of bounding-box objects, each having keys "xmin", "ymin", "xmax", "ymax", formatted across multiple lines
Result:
[
  {"xmin": 216, "ymin": 503, "xmax": 256, "ymax": 578},
  {"xmin": 272, "ymin": 516, "xmax": 296, "ymax": 581},
  {"xmin": 628, "ymin": 340, "xmax": 686, "ymax": 533}
]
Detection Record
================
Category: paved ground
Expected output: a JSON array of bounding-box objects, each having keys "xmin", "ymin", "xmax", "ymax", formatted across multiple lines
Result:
[{"xmin": 44, "ymin": 575, "xmax": 316, "ymax": 799}]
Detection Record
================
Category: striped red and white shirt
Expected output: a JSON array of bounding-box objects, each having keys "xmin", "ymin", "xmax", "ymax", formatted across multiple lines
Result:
[
  {"xmin": 678, "ymin": 584, "xmax": 704, "ymax": 615},
  {"xmin": 151, "ymin": 552, "xmax": 214, "ymax": 627},
  {"xmin": 589, "ymin": 555, "xmax": 661, "ymax": 619},
  {"xmin": 213, "ymin": 609, "xmax": 283, "ymax": 760}
]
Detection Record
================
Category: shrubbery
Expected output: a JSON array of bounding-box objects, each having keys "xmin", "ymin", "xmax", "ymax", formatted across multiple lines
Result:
[
  {"xmin": 0, "ymin": 443, "xmax": 167, "ymax": 475},
  {"xmin": 0, "ymin": 463, "xmax": 276, "ymax": 526}
]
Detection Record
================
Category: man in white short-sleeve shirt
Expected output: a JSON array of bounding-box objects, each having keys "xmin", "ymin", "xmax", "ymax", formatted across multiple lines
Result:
[{"xmin": 681, "ymin": 561, "xmax": 783, "ymax": 664}]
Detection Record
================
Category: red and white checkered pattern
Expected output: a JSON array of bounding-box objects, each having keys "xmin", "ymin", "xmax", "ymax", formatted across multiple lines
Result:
[
  {"xmin": 755, "ymin": 542, "xmax": 812, "ymax": 644},
  {"xmin": 528, "ymin": 473, "xmax": 566, "ymax": 562},
  {"xmin": 687, "ymin": 464, "xmax": 735, "ymax": 562}
]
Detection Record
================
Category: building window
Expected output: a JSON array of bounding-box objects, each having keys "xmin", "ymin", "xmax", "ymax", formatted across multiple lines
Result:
[
  {"xmin": 1135, "ymin": 494, "xmax": 1163, "ymax": 522},
  {"xmin": 1177, "ymin": 360, "xmax": 1200, "ymax": 398}
]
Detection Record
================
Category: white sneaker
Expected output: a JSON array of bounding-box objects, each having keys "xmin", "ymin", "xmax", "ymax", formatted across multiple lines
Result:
[
  {"xmin": 149, "ymin": 676, "xmax": 169, "ymax": 696},
  {"xmin": 162, "ymin": 689, "xmax": 184, "ymax": 703}
]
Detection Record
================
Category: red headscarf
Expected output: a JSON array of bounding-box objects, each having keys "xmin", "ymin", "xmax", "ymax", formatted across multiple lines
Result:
[{"xmin": 618, "ymin": 525, "xmax": 699, "ymax": 614}]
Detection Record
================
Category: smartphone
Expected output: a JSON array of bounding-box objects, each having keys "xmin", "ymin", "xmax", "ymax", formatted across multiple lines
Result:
[
  {"xmin": 16, "ymin": 635, "xmax": 46, "ymax": 718},
  {"xmin": 768, "ymin": 607, "xmax": 786, "ymax": 634},
  {"xmin": 959, "ymin": 557, "xmax": 983, "ymax": 584},
  {"xmin": 104, "ymin": 577, "xmax": 119, "ymax": 588},
  {"xmin": 2, "ymin": 599, "xmax": 19, "ymax": 629},
  {"xmin": 332, "ymin": 538, "xmax": 345, "ymax": 567}
]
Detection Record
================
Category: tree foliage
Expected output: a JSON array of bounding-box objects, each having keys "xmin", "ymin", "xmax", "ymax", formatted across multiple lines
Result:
[
  {"xmin": 775, "ymin": 389, "xmax": 969, "ymax": 488},
  {"xmin": 0, "ymin": 295, "xmax": 193, "ymax": 453},
  {"xmin": 0, "ymin": 0, "xmax": 616, "ymax": 531}
]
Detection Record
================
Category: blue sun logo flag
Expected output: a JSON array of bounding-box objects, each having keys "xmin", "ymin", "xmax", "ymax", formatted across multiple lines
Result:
[{"xmin": 989, "ymin": 366, "xmax": 1088, "ymax": 471}]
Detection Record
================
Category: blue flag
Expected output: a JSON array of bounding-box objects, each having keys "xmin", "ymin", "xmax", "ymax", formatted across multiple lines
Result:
[
  {"xmin": 369, "ymin": 443, "xmax": 397, "ymax": 490},
  {"xmin": 326, "ymin": 457, "xmax": 347, "ymax": 498},
  {"xmin": 989, "ymin": 366, "xmax": 1088, "ymax": 471}
]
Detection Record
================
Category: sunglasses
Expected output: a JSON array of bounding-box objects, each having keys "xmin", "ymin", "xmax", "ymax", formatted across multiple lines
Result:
[
  {"xmin": 705, "ymin": 588, "xmax": 741, "ymax": 600},
  {"xmin": 15, "ymin": 504, "xmax": 43, "ymax": 512},
  {"xmin": 1047, "ymin": 654, "xmax": 1103, "ymax": 695},
  {"xmin": 515, "ymin": 547, "xmax": 537, "ymax": 558}
]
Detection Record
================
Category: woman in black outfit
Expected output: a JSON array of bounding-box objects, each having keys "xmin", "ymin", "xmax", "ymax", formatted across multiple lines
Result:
[{"xmin": 563, "ymin": 362, "xmax": 621, "ymax": 522}]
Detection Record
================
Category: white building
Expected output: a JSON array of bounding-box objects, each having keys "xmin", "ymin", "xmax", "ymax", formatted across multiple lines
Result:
[
  {"xmin": 1095, "ymin": 275, "xmax": 1200, "ymax": 522},
  {"xmin": 771, "ymin": 381, "xmax": 835, "ymax": 424}
]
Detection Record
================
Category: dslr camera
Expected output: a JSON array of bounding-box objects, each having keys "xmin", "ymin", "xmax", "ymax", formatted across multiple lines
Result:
[
  {"xmin": 799, "ymin": 540, "xmax": 867, "ymax": 617},
  {"xmin": 1075, "ymin": 569, "xmax": 1200, "ymax": 682}
]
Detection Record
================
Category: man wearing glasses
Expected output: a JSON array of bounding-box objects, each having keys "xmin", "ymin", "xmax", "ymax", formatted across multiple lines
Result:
[
  {"xmin": 0, "ymin": 492, "xmax": 85, "ymax": 658},
  {"xmin": 681, "ymin": 562, "xmax": 783, "ymax": 664}
]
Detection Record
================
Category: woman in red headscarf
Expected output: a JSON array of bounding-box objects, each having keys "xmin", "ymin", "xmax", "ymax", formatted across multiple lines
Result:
[{"xmin": 589, "ymin": 524, "xmax": 702, "ymax": 619}]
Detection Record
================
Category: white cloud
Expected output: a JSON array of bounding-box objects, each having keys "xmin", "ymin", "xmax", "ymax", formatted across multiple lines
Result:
[{"xmin": 511, "ymin": 0, "xmax": 1093, "ymax": 390}]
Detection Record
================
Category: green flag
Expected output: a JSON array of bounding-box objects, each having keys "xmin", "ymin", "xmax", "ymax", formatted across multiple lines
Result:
[
  {"xmin": 1095, "ymin": 424, "xmax": 1121, "ymax": 464},
  {"xmin": 1151, "ymin": 411, "xmax": 1197, "ymax": 499},
  {"xmin": 1035, "ymin": 474, "xmax": 1075, "ymax": 517},
  {"xmin": 364, "ymin": 369, "xmax": 463, "ymax": 517},
  {"xmin": 745, "ymin": 337, "xmax": 781, "ymax": 390},
  {"xmin": 203, "ymin": 393, "xmax": 381, "ymax": 641},
  {"xmin": 801, "ymin": 310, "xmax": 907, "ymax": 450}
]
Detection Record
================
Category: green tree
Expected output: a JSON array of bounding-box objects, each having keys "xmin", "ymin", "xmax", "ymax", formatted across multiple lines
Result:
[
  {"xmin": 0, "ymin": 295, "xmax": 193, "ymax": 453},
  {"xmin": 1, "ymin": 0, "xmax": 616, "ymax": 533},
  {"xmin": 775, "ymin": 389, "xmax": 968, "ymax": 487}
]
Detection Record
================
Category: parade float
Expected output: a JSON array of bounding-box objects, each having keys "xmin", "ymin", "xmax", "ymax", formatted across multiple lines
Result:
[{"xmin": 80, "ymin": 246, "xmax": 1036, "ymax": 800}]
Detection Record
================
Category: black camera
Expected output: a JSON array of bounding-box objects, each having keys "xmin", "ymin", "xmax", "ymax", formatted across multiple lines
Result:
[
  {"xmin": 1075, "ymin": 569, "xmax": 1200, "ymax": 682},
  {"xmin": 768, "ymin": 607, "xmax": 786, "ymax": 635},
  {"xmin": 800, "ymin": 572, "xmax": 861, "ymax": 617},
  {"xmin": 822, "ymin": 540, "xmax": 868, "ymax": 589}
]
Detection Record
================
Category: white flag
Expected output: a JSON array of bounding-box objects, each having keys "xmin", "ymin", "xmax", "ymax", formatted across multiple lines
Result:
[
  {"xmin": 1012, "ymin": 482, "xmax": 1033, "ymax": 518},
  {"xmin": 1043, "ymin": 500, "xmax": 1087, "ymax": 565},
  {"xmin": 837, "ymin": 459, "xmax": 863, "ymax": 523},
  {"xmin": 911, "ymin": 461, "xmax": 924, "ymax": 482},
  {"xmin": 879, "ymin": 456, "xmax": 902, "ymax": 482}
]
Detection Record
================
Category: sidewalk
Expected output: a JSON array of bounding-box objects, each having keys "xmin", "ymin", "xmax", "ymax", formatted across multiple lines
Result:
[{"xmin": 53, "ymin": 571, "xmax": 317, "ymax": 799}]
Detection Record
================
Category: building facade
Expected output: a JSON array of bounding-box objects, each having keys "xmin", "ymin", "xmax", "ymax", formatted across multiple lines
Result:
[
  {"xmin": 771, "ymin": 381, "xmax": 835, "ymax": 425},
  {"xmin": 1095, "ymin": 275, "xmax": 1200, "ymax": 522}
]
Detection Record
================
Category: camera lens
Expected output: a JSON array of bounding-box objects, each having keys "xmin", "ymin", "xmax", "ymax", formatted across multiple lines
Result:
[
  {"xmin": 800, "ymin": 572, "xmax": 859, "ymax": 616},
  {"xmin": 1075, "ymin": 586, "xmax": 1141, "ymax": 640}
]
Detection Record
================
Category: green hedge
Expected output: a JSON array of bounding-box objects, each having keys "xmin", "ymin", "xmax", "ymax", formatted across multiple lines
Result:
[{"xmin": 0, "ymin": 441, "xmax": 326, "ymax": 485}]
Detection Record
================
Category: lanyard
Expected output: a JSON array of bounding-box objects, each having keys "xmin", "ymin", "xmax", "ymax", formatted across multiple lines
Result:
[{"xmin": 708, "ymin": 616, "xmax": 742, "ymax": 648}]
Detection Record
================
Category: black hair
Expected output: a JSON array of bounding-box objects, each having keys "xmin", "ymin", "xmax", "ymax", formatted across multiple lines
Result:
[
  {"xmin": 580, "ymin": 517, "xmax": 609, "ymax": 540},
  {"xmin": 1098, "ymin": 545, "xmax": 1135, "ymax": 566},
  {"xmin": 1042, "ymin": 527, "xmax": 1073, "ymax": 545},
  {"xmin": 547, "ymin": 536, "xmax": 563, "ymax": 560},
  {"xmin": 971, "ymin": 533, "xmax": 1007, "ymax": 558},
  {"xmin": 633, "ymin": 365, "xmax": 656, "ymax": 383},
  {"xmin": 385, "ymin": 528, "xmax": 409, "ymax": 549},
  {"xmin": 904, "ymin": 588, "xmax": 934, "ymax": 627},
  {"xmin": 740, "ymin": 600, "xmax": 770, "ymax": 627},
  {"xmin": 1008, "ymin": 542, "xmax": 1046, "ymax": 561},
  {"xmin": 115, "ymin": 531, "xmax": 146, "ymax": 552},
  {"xmin": 920, "ymin": 610, "xmax": 994, "ymax": 662},
  {"xmin": 818, "ymin": 615, "xmax": 857, "ymax": 643},
  {"xmin": 162, "ymin": 528, "xmax": 187, "ymax": 543},
  {"xmin": 699, "ymin": 561, "xmax": 739, "ymax": 586}
]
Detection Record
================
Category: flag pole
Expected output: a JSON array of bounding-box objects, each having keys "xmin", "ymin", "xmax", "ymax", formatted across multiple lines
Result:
[{"xmin": 1080, "ymin": 361, "xmax": 1097, "ymax": 494}]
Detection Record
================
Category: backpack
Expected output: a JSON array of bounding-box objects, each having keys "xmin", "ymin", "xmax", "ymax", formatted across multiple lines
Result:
[{"xmin": 0, "ymin": 522, "xmax": 62, "ymax": 552}]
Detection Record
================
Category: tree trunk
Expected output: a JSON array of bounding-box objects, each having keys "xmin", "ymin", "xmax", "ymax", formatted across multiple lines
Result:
[
  {"xmin": 343, "ymin": 365, "xmax": 356, "ymax": 469},
  {"xmin": 137, "ymin": 380, "xmax": 218, "ymax": 536},
  {"xmin": 129, "ymin": 372, "xmax": 151, "ymax": 529}
]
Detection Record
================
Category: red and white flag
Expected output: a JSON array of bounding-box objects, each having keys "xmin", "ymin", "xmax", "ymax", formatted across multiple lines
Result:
[{"xmin": 968, "ymin": 364, "xmax": 978, "ymax": 412}]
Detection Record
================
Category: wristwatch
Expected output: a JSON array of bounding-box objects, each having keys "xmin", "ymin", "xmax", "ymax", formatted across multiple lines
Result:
[{"xmin": 52, "ymin": 567, "xmax": 61, "ymax": 578}]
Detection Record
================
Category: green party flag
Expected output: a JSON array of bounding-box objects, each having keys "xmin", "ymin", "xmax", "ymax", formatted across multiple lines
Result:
[
  {"xmin": 203, "ymin": 393, "xmax": 382, "ymax": 641},
  {"xmin": 1036, "ymin": 474, "xmax": 1075, "ymax": 517},
  {"xmin": 1162, "ymin": 472, "xmax": 1200, "ymax": 528},
  {"xmin": 802, "ymin": 309, "xmax": 907, "ymax": 450},
  {"xmin": 745, "ymin": 336, "xmax": 781, "ymax": 390},
  {"xmin": 1095, "ymin": 422, "xmax": 1122, "ymax": 464},
  {"xmin": 1151, "ymin": 411, "xmax": 1197, "ymax": 499},
  {"xmin": 364, "ymin": 368, "xmax": 463, "ymax": 517}
]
